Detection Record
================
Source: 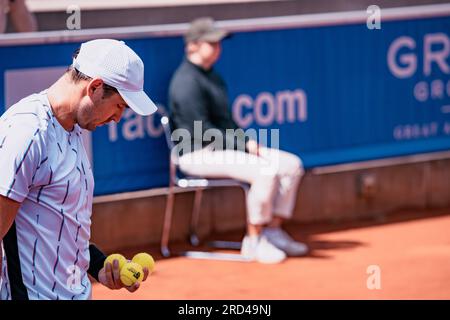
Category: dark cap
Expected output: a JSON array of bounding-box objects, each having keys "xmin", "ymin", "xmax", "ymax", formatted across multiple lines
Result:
[{"xmin": 184, "ymin": 17, "xmax": 229, "ymax": 43}]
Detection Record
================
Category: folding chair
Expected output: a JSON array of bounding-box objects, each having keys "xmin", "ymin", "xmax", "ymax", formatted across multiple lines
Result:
[{"xmin": 160, "ymin": 116, "xmax": 250, "ymax": 261}]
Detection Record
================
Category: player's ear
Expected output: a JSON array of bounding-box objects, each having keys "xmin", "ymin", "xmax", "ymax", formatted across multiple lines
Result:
[{"xmin": 87, "ymin": 78, "xmax": 104, "ymax": 97}]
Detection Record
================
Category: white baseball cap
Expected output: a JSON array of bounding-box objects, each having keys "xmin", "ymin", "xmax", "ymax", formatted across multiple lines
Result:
[{"xmin": 72, "ymin": 39, "xmax": 157, "ymax": 116}]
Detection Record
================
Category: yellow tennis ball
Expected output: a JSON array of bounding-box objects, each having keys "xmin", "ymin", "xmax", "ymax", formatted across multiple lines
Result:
[
  {"xmin": 104, "ymin": 254, "xmax": 127, "ymax": 271},
  {"xmin": 120, "ymin": 262, "xmax": 144, "ymax": 286},
  {"xmin": 132, "ymin": 253, "xmax": 155, "ymax": 273}
]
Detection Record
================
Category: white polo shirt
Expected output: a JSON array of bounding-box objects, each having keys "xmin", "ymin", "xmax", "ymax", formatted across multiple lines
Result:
[{"xmin": 0, "ymin": 91, "xmax": 94, "ymax": 300}]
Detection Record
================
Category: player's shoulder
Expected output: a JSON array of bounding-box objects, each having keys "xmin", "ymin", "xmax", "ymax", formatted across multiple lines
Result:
[
  {"xmin": 2, "ymin": 92, "xmax": 52, "ymax": 132},
  {"xmin": 0, "ymin": 92, "xmax": 53, "ymax": 145}
]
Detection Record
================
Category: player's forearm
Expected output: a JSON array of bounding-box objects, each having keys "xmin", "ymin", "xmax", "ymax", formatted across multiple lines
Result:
[{"xmin": 0, "ymin": 195, "xmax": 20, "ymax": 240}]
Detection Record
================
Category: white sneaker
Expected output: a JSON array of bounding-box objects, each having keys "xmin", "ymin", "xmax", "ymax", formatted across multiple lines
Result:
[
  {"xmin": 263, "ymin": 227, "xmax": 309, "ymax": 256},
  {"xmin": 241, "ymin": 235, "xmax": 286, "ymax": 264}
]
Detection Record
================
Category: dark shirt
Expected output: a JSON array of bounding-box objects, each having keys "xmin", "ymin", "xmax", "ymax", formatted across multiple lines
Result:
[{"xmin": 169, "ymin": 59, "xmax": 247, "ymax": 155}]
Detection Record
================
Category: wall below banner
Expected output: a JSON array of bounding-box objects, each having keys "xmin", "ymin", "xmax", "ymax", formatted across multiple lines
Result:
[{"xmin": 91, "ymin": 157, "xmax": 450, "ymax": 253}]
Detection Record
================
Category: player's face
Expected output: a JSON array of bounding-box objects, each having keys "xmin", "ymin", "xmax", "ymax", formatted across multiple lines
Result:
[{"xmin": 77, "ymin": 80, "xmax": 128, "ymax": 131}]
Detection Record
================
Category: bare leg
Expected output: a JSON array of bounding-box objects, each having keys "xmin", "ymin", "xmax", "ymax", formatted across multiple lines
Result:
[
  {"xmin": 267, "ymin": 216, "xmax": 284, "ymax": 228},
  {"xmin": 247, "ymin": 224, "xmax": 263, "ymax": 237}
]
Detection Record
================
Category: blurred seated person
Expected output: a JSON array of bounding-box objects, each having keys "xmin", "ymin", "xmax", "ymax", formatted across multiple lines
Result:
[{"xmin": 168, "ymin": 17, "xmax": 308, "ymax": 264}]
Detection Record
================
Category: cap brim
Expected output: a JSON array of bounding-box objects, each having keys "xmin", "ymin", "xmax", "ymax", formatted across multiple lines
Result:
[
  {"xmin": 118, "ymin": 89, "xmax": 158, "ymax": 116},
  {"xmin": 200, "ymin": 30, "xmax": 229, "ymax": 42}
]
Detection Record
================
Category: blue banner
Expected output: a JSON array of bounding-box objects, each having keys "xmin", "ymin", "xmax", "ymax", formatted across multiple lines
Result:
[{"xmin": 1, "ymin": 14, "xmax": 449, "ymax": 195}]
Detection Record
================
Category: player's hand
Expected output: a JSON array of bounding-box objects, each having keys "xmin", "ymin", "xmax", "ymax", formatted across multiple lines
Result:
[
  {"xmin": 98, "ymin": 259, "xmax": 149, "ymax": 293},
  {"xmin": 246, "ymin": 140, "xmax": 260, "ymax": 156}
]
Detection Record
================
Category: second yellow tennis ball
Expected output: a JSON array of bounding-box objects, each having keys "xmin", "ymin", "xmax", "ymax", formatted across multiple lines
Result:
[
  {"xmin": 104, "ymin": 253, "xmax": 127, "ymax": 271},
  {"xmin": 132, "ymin": 253, "xmax": 155, "ymax": 273},
  {"xmin": 120, "ymin": 262, "xmax": 144, "ymax": 286}
]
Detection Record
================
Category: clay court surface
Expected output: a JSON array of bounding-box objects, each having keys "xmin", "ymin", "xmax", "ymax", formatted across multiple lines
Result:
[{"xmin": 93, "ymin": 209, "xmax": 450, "ymax": 300}]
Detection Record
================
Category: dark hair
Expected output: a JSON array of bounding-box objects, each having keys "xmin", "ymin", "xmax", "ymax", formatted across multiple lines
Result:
[{"xmin": 67, "ymin": 48, "xmax": 119, "ymax": 99}]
